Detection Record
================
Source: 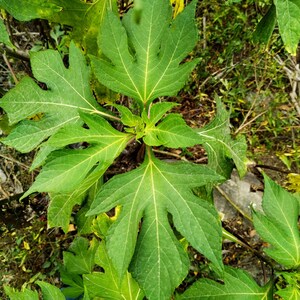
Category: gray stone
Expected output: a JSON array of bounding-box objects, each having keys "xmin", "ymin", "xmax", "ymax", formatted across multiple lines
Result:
[{"xmin": 214, "ymin": 170, "xmax": 263, "ymax": 220}]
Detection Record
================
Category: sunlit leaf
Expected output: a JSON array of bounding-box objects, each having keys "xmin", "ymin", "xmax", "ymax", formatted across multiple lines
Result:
[
  {"xmin": 4, "ymin": 286, "xmax": 39, "ymax": 300},
  {"xmin": 253, "ymin": 174, "xmax": 300, "ymax": 268},
  {"xmin": 91, "ymin": 0, "xmax": 199, "ymax": 105},
  {"xmin": 274, "ymin": 0, "xmax": 300, "ymax": 55},
  {"xmin": 88, "ymin": 148, "xmax": 224, "ymax": 299}
]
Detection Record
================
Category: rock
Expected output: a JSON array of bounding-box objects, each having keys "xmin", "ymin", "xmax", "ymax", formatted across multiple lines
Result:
[
  {"xmin": 0, "ymin": 168, "xmax": 7, "ymax": 183},
  {"xmin": 214, "ymin": 170, "xmax": 263, "ymax": 220}
]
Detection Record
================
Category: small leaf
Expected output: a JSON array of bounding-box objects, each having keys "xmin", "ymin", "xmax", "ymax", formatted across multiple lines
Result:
[
  {"xmin": 36, "ymin": 281, "xmax": 65, "ymax": 300},
  {"xmin": 253, "ymin": 174, "xmax": 300, "ymax": 268},
  {"xmin": 23, "ymin": 112, "xmax": 131, "ymax": 196},
  {"xmin": 274, "ymin": 0, "xmax": 300, "ymax": 55},
  {"xmin": 0, "ymin": 18, "xmax": 14, "ymax": 48},
  {"xmin": 276, "ymin": 286, "xmax": 300, "ymax": 300},
  {"xmin": 177, "ymin": 266, "xmax": 272, "ymax": 299},
  {"xmin": 60, "ymin": 273, "xmax": 83, "ymax": 299},
  {"xmin": 4, "ymin": 286, "xmax": 39, "ymax": 300},
  {"xmin": 91, "ymin": 0, "xmax": 199, "ymax": 105},
  {"xmin": 88, "ymin": 148, "xmax": 224, "ymax": 299},
  {"xmin": 112, "ymin": 104, "xmax": 143, "ymax": 127},
  {"xmin": 144, "ymin": 113, "xmax": 200, "ymax": 147},
  {"xmin": 170, "ymin": 0, "xmax": 185, "ymax": 18},
  {"xmin": 63, "ymin": 237, "xmax": 99, "ymax": 275},
  {"xmin": 196, "ymin": 99, "xmax": 248, "ymax": 178},
  {"xmin": 83, "ymin": 241, "xmax": 144, "ymax": 300}
]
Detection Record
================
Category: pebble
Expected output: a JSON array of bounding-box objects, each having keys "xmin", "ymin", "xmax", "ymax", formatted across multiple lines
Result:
[{"xmin": 0, "ymin": 168, "xmax": 7, "ymax": 183}]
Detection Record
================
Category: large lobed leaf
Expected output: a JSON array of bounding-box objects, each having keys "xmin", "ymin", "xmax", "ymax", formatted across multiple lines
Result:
[
  {"xmin": 253, "ymin": 174, "xmax": 300, "ymax": 268},
  {"xmin": 87, "ymin": 148, "xmax": 224, "ymax": 300},
  {"xmin": 177, "ymin": 266, "xmax": 273, "ymax": 299},
  {"xmin": 21, "ymin": 112, "xmax": 131, "ymax": 232},
  {"xmin": 91, "ymin": 0, "xmax": 199, "ymax": 106},
  {"xmin": 0, "ymin": 42, "xmax": 112, "ymax": 153}
]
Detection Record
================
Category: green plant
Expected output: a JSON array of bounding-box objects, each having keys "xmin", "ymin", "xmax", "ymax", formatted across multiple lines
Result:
[
  {"xmin": 178, "ymin": 174, "xmax": 300, "ymax": 299},
  {"xmin": 0, "ymin": 0, "xmax": 299, "ymax": 299}
]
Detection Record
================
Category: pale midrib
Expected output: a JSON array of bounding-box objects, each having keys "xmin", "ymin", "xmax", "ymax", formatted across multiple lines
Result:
[
  {"xmin": 36, "ymin": 58, "xmax": 97, "ymax": 111},
  {"xmin": 147, "ymin": 18, "xmax": 187, "ymax": 101},
  {"xmin": 143, "ymin": 6, "xmax": 154, "ymax": 102},
  {"xmin": 150, "ymin": 161, "xmax": 161, "ymax": 293},
  {"xmin": 45, "ymin": 138, "xmax": 126, "ymax": 189},
  {"xmin": 268, "ymin": 199, "xmax": 300, "ymax": 263},
  {"xmin": 110, "ymin": 18, "xmax": 143, "ymax": 101}
]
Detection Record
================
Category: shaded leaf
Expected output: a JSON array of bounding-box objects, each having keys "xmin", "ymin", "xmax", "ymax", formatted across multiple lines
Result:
[
  {"xmin": 177, "ymin": 266, "xmax": 272, "ymax": 299},
  {"xmin": 83, "ymin": 241, "xmax": 144, "ymax": 300},
  {"xmin": 0, "ymin": 0, "xmax": 60, "ymax": 21},
  {"xmin": 91, "ymin": 0, "xmax": 199, "ymax": 105},
  {"xmin": 48, "ymin": 163, "xmax": 106, "ymax": 232},
  {"xmin": 88, "ymin": 148, "xmax": 224, "ymax": 299},
  {"xmin": 253, "ymin": 4, "xmax": 276, "ymax": 44},
  {"xmin": 0, "ymin": 18, "xmax": 14, "ymax": 48},
  {"xmin": 63, "ymin": 237, "xmax": 99, "ymax": 275},
  {"xmin": 253, "ymin": 174, "xmax": 300, "ymax": 268}
]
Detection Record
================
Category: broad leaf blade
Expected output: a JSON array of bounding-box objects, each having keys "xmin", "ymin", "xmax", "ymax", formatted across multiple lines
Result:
[
  {"xmin": 196, "ymin": 99, "xmax": 248, "ymax": 178},
  {"xmin": 0, "ymin": 42, "xmax": 110, "ymax": 152},
  {"xmin": 23, "ymin": 112, "xmax": 131, "ymax": 195},
  {"xmin": 177, "ymin": 266, "xmax": 272, "ymax": 299},
  {"xmin": 4, "ymin": 286, "xmax": 39, "ymax": 300},
  {"xmin": 253, "ymin": 175, "xmax": 300, "ymax": 268},
  {"xmin": 36, "ymin": 281, "xmax": 65, "ymax": 300},
  {"xmin": 88, "ymin": 149, "xmax": 224, "ymax": 299},
  {"xmin": 91, "ymin": 0, "xmax": 199, "ymax": 105},
  {"xmin": 274, "ymin": 0, "xmax": 300, "ymax": 55}
]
